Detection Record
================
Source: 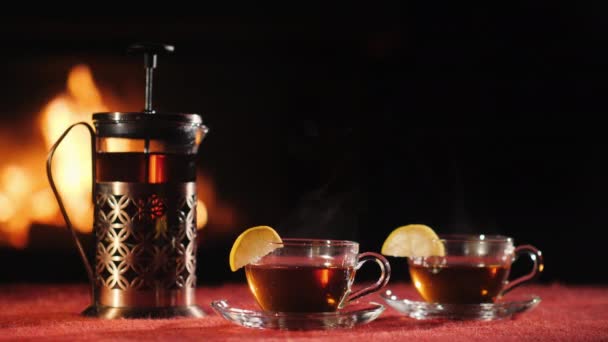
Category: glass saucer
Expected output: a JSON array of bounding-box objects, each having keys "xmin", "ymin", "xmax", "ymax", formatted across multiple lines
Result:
[
  {"xmin": 380, "ymin": 289, "xmax": 541, "ymax": 321},
  {"xmin": 210, "ymin": 300, "xmax": 385, "ymax": 330}
]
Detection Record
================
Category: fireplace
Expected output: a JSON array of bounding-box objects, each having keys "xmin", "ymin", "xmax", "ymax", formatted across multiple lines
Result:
[
  {"xmin": 0, "ymin": 17, "xmax": 252, "ymax": 284},
  {"xmin": 1, "ymin": 14, "xmax": 607, "ymax": 285}
]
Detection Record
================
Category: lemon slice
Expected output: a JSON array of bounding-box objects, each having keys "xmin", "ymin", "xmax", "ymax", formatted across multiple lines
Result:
[
  {"xmin": 381, "ymin": 224, "xmax": 445, "ymax": 257},
  {"xmin": 229, "ymin": 225, "xmax": 282, "ymax": 271}
]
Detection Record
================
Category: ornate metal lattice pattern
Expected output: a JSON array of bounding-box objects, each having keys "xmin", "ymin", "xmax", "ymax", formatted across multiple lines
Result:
[{"xmin": 94, "ymin": 182, "xmax": 197, "ymax": 291}]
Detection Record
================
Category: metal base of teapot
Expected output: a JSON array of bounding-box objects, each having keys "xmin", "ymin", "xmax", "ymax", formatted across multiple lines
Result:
[{"xmin": 82, "ymin": 304, "xmax": 206, "ymax": 319}]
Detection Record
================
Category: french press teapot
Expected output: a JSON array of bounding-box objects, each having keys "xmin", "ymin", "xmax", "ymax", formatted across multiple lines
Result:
[{"xmin": 46, "ymin": 44, "xmax": 209, "ymax": 318}]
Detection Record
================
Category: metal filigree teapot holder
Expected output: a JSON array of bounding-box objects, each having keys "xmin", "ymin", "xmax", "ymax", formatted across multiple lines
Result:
[{"xmin": 46, "ymin": 44, "xmax": 208, "ymax": 319}]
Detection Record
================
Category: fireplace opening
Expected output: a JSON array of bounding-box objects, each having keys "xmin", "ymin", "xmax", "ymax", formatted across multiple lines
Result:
[{"xmin": 1, "ymin": 15, "xmax": 606, "ymax": 284}]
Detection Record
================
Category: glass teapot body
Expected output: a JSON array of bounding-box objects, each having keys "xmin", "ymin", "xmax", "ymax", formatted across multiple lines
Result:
[{"xmin": 48, "ymin": 112, "xmax": 208, "ymax": 318}]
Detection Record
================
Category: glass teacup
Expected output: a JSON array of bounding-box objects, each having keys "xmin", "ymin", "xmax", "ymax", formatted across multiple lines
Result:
[
  {"xmin": 408, "ymin": 235, "xmax": 543, "ymax": 304},
  {"xmin": 245, "ymin": 239, "xmax": 391, "ymax": 313}
]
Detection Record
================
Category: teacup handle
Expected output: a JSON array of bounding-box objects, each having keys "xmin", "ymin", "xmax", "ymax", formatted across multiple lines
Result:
[
  {"xmin": 501, "ymin": 245, "xmax": 544, "ymax": 296},
  {"xmin": 347, "ymin": 252, "xmax": 392, "ymax": 302}
]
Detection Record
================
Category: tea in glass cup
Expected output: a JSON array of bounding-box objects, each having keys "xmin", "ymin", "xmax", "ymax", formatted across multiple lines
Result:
[
  {"xmin": 245, "ymin": 239, "xmax": 391, "ymax": 313},
  {"xmin": 408, "ymin": 235, "xmax": 543, "ymax": 304}
]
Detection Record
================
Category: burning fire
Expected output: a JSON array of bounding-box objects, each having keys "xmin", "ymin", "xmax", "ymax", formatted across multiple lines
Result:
[{"xmin": 0, "ymin": 64, "xmax": 235, "ymax": 248}]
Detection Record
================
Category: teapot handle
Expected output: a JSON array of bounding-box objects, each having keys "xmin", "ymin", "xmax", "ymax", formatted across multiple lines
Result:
[{"xmin": 46, "ymin": 122, "xmax": 96, "ymax": 295}]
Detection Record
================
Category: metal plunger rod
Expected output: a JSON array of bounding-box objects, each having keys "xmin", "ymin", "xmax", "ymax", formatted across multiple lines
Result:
[
  {"xmin": 128, "ymin": 43, "xmax": 175, "ymax": 113},
  {"xmin": 144, "ymin": 53, "xmax": 156, "ymax": 112},
  {"xmin": 127, "ymin": 43, "xmax": 175, "ymax": 180}
]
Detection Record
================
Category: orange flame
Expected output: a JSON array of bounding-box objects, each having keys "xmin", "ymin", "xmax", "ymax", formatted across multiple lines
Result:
[
  {"xmin": 39, "ymin": 65, "xmax": 106, "ymax": 234},
  {"xmin": 0, "ymin": 65, "xmax": 105, "ymax": 247},
  {"xmin": 0, "ymin": 64, "xmax": 236, "ymax": 249}
]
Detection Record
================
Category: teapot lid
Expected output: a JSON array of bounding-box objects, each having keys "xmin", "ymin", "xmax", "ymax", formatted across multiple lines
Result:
[
  {"xmin": 92, "ymin": 112, "xmax": 205, "ymax": 139},
  {"xmin": 92, "ymin": 112, "xmax": 202, "ymax": 125}
]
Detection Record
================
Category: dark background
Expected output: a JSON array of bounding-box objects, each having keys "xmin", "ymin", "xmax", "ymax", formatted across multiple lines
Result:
[{"xmin": 1, "ymin": 9, "xmax": 607, "ymax": 285}]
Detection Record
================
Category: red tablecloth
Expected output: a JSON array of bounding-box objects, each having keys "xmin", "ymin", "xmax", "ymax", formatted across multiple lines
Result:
[{"xmin": 0, "ymin": 283, "xmax": 606, "ymax": 341}]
